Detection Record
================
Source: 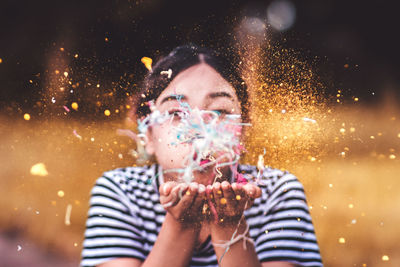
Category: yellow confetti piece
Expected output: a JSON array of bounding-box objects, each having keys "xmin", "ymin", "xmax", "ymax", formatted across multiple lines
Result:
[
  {"xmin": 57, "ymin": 190, "xmax": 65, "ymax": 198},
  {"xmin": 382, "ymin": 255, "xmax": 389, "ymax": 261},
  {"xmin": 0, "ymin": 58, "xmax": 3, "ymax": 63},
  {"xmin": 65, "ymin": 204, "xmax": 72, "ymax": 226},
  {"xmin": 63, "ymin": 71, "xmax": 68, "ymax": 77},
  {"xmin": 338, "ymin": 237, "xmax": 345, "ymax": 244},
  {"xmin": 104, "ymin": 109, "xmax": 111, "ymax": 116},
  {"xmin": 23, "ymin": 113, "xmax": 31, "ymax": 121},
  {"xmin": 236, "ymin": 195, "xmax": 241, "ymax": 200},
  {"xmin": 141, "ymin": 57, "xmax": 153, "ymax": 71},
  {"xmin": 389, "ymin": 154, "xmax": 396, "ymax": 160},
  {"xmin": 30, "ymin": 163, "xmax": 48, "ymax": 176},
  {"xmin": 354, "ymin": 97, "xmax": 359, "ymax": 102},
  {"xmin": 220, "ymin": 198, "xmax": 227, "ymax": 204},
  {"xmin": 71, "ymin": 102, "xmax": 78, "ymax": 110}
]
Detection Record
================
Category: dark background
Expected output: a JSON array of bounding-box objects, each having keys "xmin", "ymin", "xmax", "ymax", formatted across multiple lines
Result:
[{"xmin": 1, "ymin": 0, "xmax": 399, "ymax": 113}]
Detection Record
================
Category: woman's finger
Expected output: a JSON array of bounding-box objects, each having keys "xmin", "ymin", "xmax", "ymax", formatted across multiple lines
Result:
[
  {"xmin": 211, "ymin": 182, "xmax": 223, "ymax": 207},
  {"xmin": 161, "ymin": 183, "xmax": 187, "ymax": 208},
  {"xmin": 221, "ymin": 181, "xmax": 234, "ymax": 203},
  {"xmin": 175, "ymin": 182, "xmax": 198, "ymax": 211}
]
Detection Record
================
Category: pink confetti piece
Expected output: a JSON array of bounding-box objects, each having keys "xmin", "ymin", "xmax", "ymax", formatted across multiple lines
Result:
[
  {"xmin": 73, "ymin": 129, "xmax": 82, "ymax": 140},
  {"xmin": 63, "ymin": 105, "xmax": 70, "ymax": 112}
]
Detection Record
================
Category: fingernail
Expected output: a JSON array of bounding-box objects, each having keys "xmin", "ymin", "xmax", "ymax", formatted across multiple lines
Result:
[
  {"xmin": 190, "ymin": 183, "xmax": 198, "ymax": 191},
  {"xmin": 199, "ymin": 184, "xmax": 205, "ymax": 193}
]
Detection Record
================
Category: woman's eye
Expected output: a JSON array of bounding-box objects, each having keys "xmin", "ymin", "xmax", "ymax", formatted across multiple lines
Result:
[
  {"xmin": 212, "ymin": 110, "xmax": 229, "ymax": 116},
  {"xmin": 168, "ymin": 110, "xmax": 183, "ymax": 119}
]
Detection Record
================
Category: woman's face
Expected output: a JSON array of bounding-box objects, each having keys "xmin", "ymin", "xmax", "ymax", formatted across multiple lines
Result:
[{"xmin": 145, "ymin": 63, "xmax": 241, "ymax": 181}]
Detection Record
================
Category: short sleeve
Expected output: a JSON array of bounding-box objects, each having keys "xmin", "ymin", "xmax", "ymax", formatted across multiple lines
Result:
[
  {"xmin": 80, "ymin": 174, "xmax": 146, "ymax": 267},
  {"xmin": 254, "ymin": 172, "xmax": 323, "ymax": 266}
]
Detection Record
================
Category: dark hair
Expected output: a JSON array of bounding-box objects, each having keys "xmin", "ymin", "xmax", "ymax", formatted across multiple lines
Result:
[{"xmin": 134, "ymin": 44, "xmax": 249, "ymax": 122}]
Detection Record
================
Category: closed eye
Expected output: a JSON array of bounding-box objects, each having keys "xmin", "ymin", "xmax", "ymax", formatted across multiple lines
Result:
[{"xmin": 212, "ymin": 109, "xmax": 230, "ymax": 116}]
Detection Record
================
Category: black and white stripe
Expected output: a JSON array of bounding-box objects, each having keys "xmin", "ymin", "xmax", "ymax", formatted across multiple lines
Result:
[{"xmin": 81, "ymin": 164, "xmax": 322, "ymax": 267}]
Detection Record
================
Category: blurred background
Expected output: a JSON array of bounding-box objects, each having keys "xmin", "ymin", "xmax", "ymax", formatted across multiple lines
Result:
[{"xmin": 0, "ymin": 0, "xmax": 399, "ymax": 266}]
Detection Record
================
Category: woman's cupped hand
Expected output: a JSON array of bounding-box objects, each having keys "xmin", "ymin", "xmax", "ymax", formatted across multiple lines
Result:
[{"xmin": 159, "ymin": 180, "xmax": 261, "ymax": 227}]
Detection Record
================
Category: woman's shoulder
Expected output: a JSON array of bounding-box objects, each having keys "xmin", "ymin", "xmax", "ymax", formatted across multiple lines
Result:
[{"xmin": 92, "ymin": 164, "xmax": 158, "ymax": 195}]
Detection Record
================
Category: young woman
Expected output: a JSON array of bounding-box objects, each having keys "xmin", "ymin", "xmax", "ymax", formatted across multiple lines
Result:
[{"xmin": 81, "ymin": 45, "xmax": 322, "ymax": 267}]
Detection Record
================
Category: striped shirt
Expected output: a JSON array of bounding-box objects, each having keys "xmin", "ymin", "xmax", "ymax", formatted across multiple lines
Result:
[{"xmin": 81, "ymin": 164, "xmax": 322, "ymax": 267}]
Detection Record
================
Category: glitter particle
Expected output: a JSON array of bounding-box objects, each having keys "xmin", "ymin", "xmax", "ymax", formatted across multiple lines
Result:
[
  {"xmin": 57, "ymin": 190, "xmax": 65, "ymax": 198},
  {"xmin": 338, "ymin": 237, "xmax": 345, "ymax": 244},
  {"xmin": 30, "ymin": 163, "xmax": 48, "ymax": 176},
  {"xmin": 382, "ymin": 255, "xmax": 389, "ymax": 261},
  {"xmin": 23, "ymin": 113, "xmax": 31, "ymax": 120}
]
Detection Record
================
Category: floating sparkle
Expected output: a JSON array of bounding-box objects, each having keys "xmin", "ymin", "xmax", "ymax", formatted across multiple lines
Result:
[
  {"xmin": 30, "ymin": 163, "xmax": 48, "ymax": 176},
  {"xmin": 57, "ymin": 190, "xmax": 65, "ymax": 198},
  {"xmin": 389, "ymin": 154, "xmax": 396, "ymax": 160},
  {"xmin": 338, "ymin": 237, "xmax": 346, "ymax": 244},
  {"xmin": 23, "ymin": 113, "xmax": 31, "ymax": 121},
  {"xmin": 141, "ymin": 57, "xmax": 153, "ymax": 71},
  {"xmin": 303, "ymin": 117, "xmax": 317, "ymax": 124},
  {"xmin": 63, "ymin": 71, "xmax": 68, "ymax": 77},
  {"xmin": 382, "ymin": 255, "xmax": 389, "ymax": 261},
  {"xmin": 71, "ymin": 102, "xmax": 78, "ymax": 110}
]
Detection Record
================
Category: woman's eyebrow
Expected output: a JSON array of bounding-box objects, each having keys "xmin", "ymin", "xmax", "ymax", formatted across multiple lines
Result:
[
  {"xmin": 159, "ymin": 94, "xmax": 187, "ymax": 105},
  {"xmin": 207, "ymin": 91, "xmax": 234, "ymax": 100}
]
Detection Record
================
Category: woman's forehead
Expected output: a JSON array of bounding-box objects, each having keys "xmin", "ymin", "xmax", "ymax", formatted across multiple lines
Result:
[{"xmin": 156, "ymin": 64, "xmax": 238, "ymax": 104}]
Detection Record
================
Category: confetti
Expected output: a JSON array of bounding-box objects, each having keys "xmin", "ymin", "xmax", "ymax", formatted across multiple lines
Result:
[
  {"xmin": 160, "ymin": 69, "xmax": 173, "ymax": 78},
  {"xmin": 338, "ymin": 237, "xmax": 345, "ymax": 244},
  {"xmin": 65, "ymin": 204, "xmax": 72, "ymax": 226},
  {"xmin": 17, "ymin": 245, "xmax": 22, "ymax": 252},
  {"xmin": 141, "ymin": 57, "xmax": 153, "ymax": 71},
  {"xmin": 73, "ymin": 130, "xmax": 82, "ymax": 140},
  {"xmin": 63, "ymin": 105, "xmax": 70, "ymax": 112},
  {"xmin": 382, "ymin": 255, "xmax": 389, "ymax": 261},
  {"xmin": 30, "ymin": 163, "xmax": 48, "ymax": 176},
  {"xmin": 104, "ymin": 109, "xmax": 111, "ymax": 116}
]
